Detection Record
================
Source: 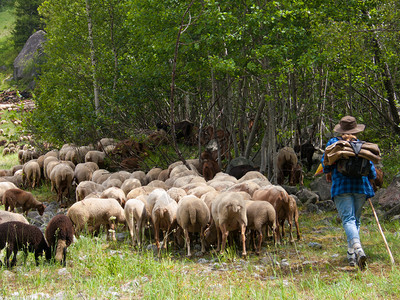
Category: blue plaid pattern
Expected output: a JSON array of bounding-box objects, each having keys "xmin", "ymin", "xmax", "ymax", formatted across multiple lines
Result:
[{"xmin": 322, "ymin": 137, "xmax": 377, "ymax": 199}]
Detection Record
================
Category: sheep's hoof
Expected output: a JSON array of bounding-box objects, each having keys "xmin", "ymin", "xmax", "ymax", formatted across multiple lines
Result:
[{"xmin": 242, "ymin": 252, "xmax": 247, "ymax": 258}]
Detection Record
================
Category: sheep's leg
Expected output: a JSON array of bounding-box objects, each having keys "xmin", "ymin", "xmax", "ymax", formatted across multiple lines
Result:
[
  {"xmin": 275, "ymin": 217, "xmax": 281, "ymax": 245},
  {"xmin": 8, "ymin": 246, "xmax": 18, "ymax": 268},
  {"xmin": 109, "ymin": 223, "xmax": 116, "ymax": 241},
  {"xmin": 256, "ymin": 228, "xmax": 263, "ymax": 255},
  {"xmin": 287, "ymin": 215, "xmax": 294, "ymax": 244},
  {"xmin": 154, "ymin": 221, "xmax": 160, "ymax": 251},
  {"xmin": 200, "ymin": 226, "xmax": 206, "ymax": 254},
  {"xmin": 220, "ymin": 223, "xmax": 229, "ymax": 254},
  {"xmin": 215, "ymin": 224, "xmax": 221, "ymax": 253},
  {"xmin": 183, "ymin": 228, "xmax": 191, "ymax": 257},
  {"xmin": 240, "ymin": 222, "xmax": 247, "ymax": 257},
  {"xmin": 271, "ymin": 223, "xmax": 277, "ymax": 245},
  {"xmin": 280, "ymin": 219, "xmax": 286, "ymax": 238},
  {"xmin": 163, "ymin": 226, "xmax": 170, "ymax": 250},
  {"xmin": 294, "ymin": 211, "xmax": 301, "ymax": 241},
  {"xmin": 4, "ymin": 246, "xmax": 13, "ymax": 267}
]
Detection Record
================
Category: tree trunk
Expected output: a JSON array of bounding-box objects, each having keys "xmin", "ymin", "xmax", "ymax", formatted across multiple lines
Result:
[{"xmin": 85, "ymin": 0, "xmax": 100, "ymax": 112}]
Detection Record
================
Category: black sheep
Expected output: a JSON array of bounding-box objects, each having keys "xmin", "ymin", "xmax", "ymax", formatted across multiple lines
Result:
[
  {"xmin": 0, "ymin": 221, "xmax": 50, "ymax": 267},
  {"xmin": 45, "ymin": 214, "xmax": 75, "ymax": 267}
]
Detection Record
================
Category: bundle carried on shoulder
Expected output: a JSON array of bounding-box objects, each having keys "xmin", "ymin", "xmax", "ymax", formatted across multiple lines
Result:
[{"xmin": 324, "ymin": 139, "xmax": 381, "ymax": 178}]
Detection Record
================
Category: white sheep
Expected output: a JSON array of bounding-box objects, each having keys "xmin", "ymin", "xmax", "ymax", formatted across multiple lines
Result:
[
  {"xmin": 50, "ymin": 163, "xmax": 74, "ymax": 206},
  {"xmin": 151, "ymin": 191, "xmax": 178, "ymax": 253},
  {"xmin": 75, "ymin": 180, "xmax": 106, "ymax": 202},
  {"xmin": 85, "ymin": 150, "xmax": 106, "ymax": 167},
  {"xmin": 176, "ymin": 195, "xmax": 210, "ymax": 256},
  {"xmin": 92, "ymin": 169, "xmax": 111, "ymax": 184},
  {"xmin": 145, "ymin": 168, "xmax": 163, "ymax": 184},
  {"xmin": 0, "ymin": 210, "xmax": 29, "ymax": 225},
  {"xmin": 166, "ymin": 187, "xmax": 187, "ymax": 203},
  {"xmin": 67, "ymin": 197, "xmax": 126, "ymax": 241},
  {"xmin": 22, "ymin": 160, "xmax": 41, "ymax": 188},
  {"xmin": 211, "ymin": 191, "xmax": 247, "ymax": 256},
  {"xmin": 146, "ymin": 180, "xmax": 168, "ymax": 190},
  {"xmin": 124, "ymin": 195, "xmax": 148, "ymax": 247},
  {"xmin": 0, "ymin": 181, "xmax": 17, "ymax": 199},
  {"xmin": 100, "ymin": 187, "xmax": 126, "ymax": 207},
  {"xmin": 130, "ymin": 171, "xmax": 147, "ymax": 186},
  {"xmin": 74, "ymin": 163, "xmax": 94, "ymax": 184},
  {"xmin": 120, "ymin": 178, "xmax": 141, "ymax": 196},
  {"xmin": 126, "ymin": 186, "xmax": 156, "ymax": 200}
]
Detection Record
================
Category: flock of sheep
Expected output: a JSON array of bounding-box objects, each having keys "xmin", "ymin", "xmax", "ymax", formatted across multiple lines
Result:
[{"xmin": 0, "ymin": 137, "xmax": 301, "ymax": 267}]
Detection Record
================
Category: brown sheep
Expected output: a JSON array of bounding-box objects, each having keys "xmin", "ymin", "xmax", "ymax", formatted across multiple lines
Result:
[
  {"xmin": 176, "ymin": 195, "xmax": 210, "ymax": 256},
  {"xmin": 253, "ymin": 185, "xmax": 300, "ymax": 244},
  {"xmin": 201, "ymin": 150, "xmax": 221, "ymax": 181},
  {"xmin": 0, "ymin": 221, "xmax": 51, "ymax": 267},
  {"xmin": 2, "ymin": 188, "xmax": 46, "ymax": 216},
  {"xmin": 370, "ymin": 167, "xmax": 383, "ymax": 192},
  {"xmin": 245, "ymin": 200, "xmax": 276, "ymax": 254},
  {"xmin": 276, "ymin": 147, "xmax": 303, "ymax": 186},
  {"xmin": 45, "ymin": 214, "xmax": 75, "ymax": 266}
]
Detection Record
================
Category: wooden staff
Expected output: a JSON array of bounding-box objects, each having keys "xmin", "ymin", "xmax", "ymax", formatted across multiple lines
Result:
[{"xmin": 368, "ymin": 198, "xmax": 395, "ymax": 265}]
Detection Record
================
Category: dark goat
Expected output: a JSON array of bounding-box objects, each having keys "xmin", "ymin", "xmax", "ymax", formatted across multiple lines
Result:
[
  {"xmin": 294, "ymin": 142, "xmax": 316, "ymax": 172},
  {"xmin": 0, "ymin": 221, "xmax": 50, "ymax": 267}
]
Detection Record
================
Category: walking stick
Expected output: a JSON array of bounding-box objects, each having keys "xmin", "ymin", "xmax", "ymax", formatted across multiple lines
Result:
[{"xmin": 368, "ymin": 198, "xmax": 395, "ymax": 265}]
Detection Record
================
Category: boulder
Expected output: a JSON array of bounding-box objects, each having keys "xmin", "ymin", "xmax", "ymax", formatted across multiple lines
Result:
[
  {"xmin": 379, "ymin": 174, "xmax": 400, "ymax": 210},
  {"xmin": 13, "ymin": 30, "xmax": 46, "ymax": 84},
  {"xmin": 310, "ymin": 175, "xmax": 332, "ymax": 201},
  {"xmin": 296, "ymin": 188, "xmax": 319, "ymax": 205},
  {"xmin": 226, "ymin": 156, "xmax": 255, "ymax": 174}
]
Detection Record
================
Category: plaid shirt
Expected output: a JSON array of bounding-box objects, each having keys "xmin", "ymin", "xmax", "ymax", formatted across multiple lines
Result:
[{"xmin": 321, "ymin": 137, "xmax": 377, "ymax": 199}]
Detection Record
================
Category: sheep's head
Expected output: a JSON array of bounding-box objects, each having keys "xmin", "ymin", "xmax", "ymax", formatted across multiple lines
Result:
[{"xmin": 38, "ymin": 204, "xmax": 46, "ymax": 216}]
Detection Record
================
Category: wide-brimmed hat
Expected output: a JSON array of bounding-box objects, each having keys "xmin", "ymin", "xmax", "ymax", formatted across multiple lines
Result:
[{"xmin": 333, "ymin": 116, "xmax": 365, "ymax": 134}]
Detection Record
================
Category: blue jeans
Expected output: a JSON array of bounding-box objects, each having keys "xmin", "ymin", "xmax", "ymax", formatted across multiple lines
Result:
[{"xmin": 334, "ymin": 193, "xmax": 366, "ymax": 247}]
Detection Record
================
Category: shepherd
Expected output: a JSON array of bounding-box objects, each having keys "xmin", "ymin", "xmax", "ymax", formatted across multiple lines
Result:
[{"xmin": 321, "ymin": 116, "xmax": 377, "ymax": 270}]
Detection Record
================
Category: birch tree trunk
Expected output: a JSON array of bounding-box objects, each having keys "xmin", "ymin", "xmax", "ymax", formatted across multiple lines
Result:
[{"xmin": 85, "ymin": 0, "xmax": 100, "ymax": 112}]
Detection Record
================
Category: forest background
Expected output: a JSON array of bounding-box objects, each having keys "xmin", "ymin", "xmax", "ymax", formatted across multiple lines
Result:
[{"xmin": 1, "ymin": 0, "xmax": 400, "ymax": 179}]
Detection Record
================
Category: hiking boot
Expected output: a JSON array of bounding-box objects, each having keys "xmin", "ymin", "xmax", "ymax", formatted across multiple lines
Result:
[
  {"xmin": 347, "ymin": 251, "xmax": 356, "ymax": 267},
  {"xmin": 355, "ymin": 248, "xmax": 367, "ymax": 270}
]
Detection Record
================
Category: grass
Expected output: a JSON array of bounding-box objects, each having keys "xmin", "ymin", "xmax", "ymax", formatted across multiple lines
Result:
[
  {"xmin": 0, "ymin": 188, "xmax": 399, "ymax": 299},
  {"xmin": 0, "ymin": 6, "xmax": 17, "ymax": 90}
]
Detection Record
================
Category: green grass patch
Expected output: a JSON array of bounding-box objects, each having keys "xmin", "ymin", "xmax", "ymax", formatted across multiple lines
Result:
[
  {"xmin": 0, "ymin": 6, "xmax": 17, "ymax": 90},
  {"xmin": 0, "ymin": 206, "xmax": 399, "ymax": 298}
]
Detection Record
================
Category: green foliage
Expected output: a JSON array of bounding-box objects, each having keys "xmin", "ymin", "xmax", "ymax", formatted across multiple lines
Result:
[{"xmin": 12, "ymin": 0, "xmax": 44, "ymax": 50}]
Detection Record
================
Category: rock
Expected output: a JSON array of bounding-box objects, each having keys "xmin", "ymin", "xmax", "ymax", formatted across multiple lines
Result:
[
  {"xmin": 316, "ymin": 200, "xmax": 336, "ymax": 212},
  {"xmin": 379, "ymin": 174, "xmax": 400, "ymax": 210},
  {"xmin": 13, "ymin": 30, "xmax": 46, "ymax": 85},
  {"xmin": 226, "ymin": 156, "xmax": 255, "ymax": 173},
  {"xmin": 310, "ymin": 175, "xmax": 332, "ymax": 201},
  {"xmin": 281, "ymin": 185, "xmax": 299, "ymax": 196},
  {"xmin": 296, "ymin": 188, "xmax": 319, "ymax": 205},
  {"xmin": 308, "ymin": 242, "xmax": 323, "ymax": 249},
  {"xmin": 370, "ymin": 187, "xmax": 386, "ymax": 206},
  {"xmin": 306, "ymin": 203, "xmax": 321, "ymax": 214}
]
